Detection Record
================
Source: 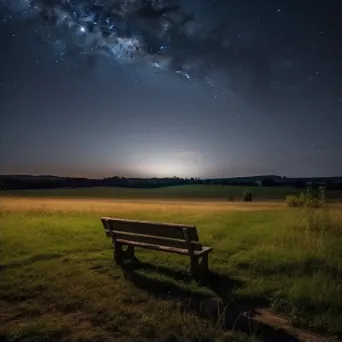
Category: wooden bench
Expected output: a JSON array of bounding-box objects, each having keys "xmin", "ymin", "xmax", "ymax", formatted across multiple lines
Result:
[{"xmin": 101, "ymin": 217, "xmax": 213, "ymax": 277}]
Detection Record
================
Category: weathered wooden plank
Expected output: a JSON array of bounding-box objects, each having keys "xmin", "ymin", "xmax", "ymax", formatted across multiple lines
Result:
[
  {"xmin": 116, "ymin": 240, "xmax": 212, "ymax": 256},
  {"xmin": 101, "ymin": 217, "xmax": 199, "ymax": 241},
  {"xmin": 111, "ymin": 231, "xmax": 203, "ymax": 251},
  {"xmin": 116, "ymin": 239, "xmax": 191, "ymax": 255}
]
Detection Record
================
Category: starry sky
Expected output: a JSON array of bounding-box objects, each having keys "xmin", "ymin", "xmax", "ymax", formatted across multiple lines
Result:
[{"xmin": 0, "ymin": 0, "xmax": 341, "ymax": 179}]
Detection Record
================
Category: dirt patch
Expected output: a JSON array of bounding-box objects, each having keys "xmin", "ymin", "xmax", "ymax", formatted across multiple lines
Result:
[{"xmin": 245, "ymin": 308, "xmax": 334, "ymax": 342}]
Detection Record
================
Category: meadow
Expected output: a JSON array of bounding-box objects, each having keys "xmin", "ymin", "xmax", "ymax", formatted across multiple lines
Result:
[
  {"xmin": 1, "ymin": 184, "xmax": 341, "ymax": 202},
  {"xmin": 1, "ymin": 186, "xmax": 342, "ymax": 341},
  {"xmin": 0, "ymin": 184, "xmax": 323, "ymax": 201}
]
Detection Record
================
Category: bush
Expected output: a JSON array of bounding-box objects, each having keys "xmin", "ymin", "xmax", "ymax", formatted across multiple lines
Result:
[
  {"xmin": 243, "ymin": 190, "xmax": 252, "ymax": 202},
  {"xmin": 286, "ymin": 187, "xmax": 327, "ymax": 208}
]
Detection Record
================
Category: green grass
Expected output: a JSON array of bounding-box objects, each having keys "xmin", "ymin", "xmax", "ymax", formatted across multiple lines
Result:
[
  {"xmin": 1, "ymin": 198, "xmax": 342, "ymax": 341},
  {"xmin": 2, "ymin": 185, "xmax": 342, "ymax": 202},
  {"xmin": 0, "ymin": 184, "xmax": 312, "ymax": 201}
]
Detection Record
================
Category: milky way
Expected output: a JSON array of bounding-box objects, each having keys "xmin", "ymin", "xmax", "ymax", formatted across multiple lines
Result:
[
  {"xmin": 5, "ymin": 0, "xmax": 339, "ymax": 109},
  {"xmin": 2, "ymin": 0, "xmax": 206, "ymax": 78},
  {"xmin": 2, "ymin": 0, "xmax": 342, "ymax": 110}
]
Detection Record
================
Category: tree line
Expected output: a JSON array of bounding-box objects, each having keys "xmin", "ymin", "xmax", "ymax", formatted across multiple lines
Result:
[{"xmin": 1, "ymin": 175, "xmax": 342, "ymax": 190}]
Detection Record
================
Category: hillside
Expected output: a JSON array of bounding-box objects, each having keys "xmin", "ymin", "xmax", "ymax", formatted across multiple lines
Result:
[{"xmin": 1, "ymin": 184, "xmax": 342, "ymax": 201}]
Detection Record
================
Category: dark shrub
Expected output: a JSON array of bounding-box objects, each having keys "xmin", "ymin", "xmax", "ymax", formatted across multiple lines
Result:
[{"xmin": 243, "ymin": 190, "xmax": 252, "ymax": 202}]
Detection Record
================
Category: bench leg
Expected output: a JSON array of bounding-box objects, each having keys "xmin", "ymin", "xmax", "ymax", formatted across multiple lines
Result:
[
  {"xmin": 189, "ymin": 254, "xmax": 209, "ymax": 279},
  {"xmin": 124, "ymin": 245, "xmax": 135, "ymax": 260},
  {"xmin": 114, "ymin": 243, "xmax": 136, "ymax": 265},
  {"xmin": 199, "ymin": 253, "xmax": 209, "ymax": 273},
  {"xmin": 114, "ymin": 241, "xmax": 123, "ymax": 265}
]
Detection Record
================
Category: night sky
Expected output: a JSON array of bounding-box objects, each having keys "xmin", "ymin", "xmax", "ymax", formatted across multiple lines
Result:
[{"xmin": 1, "ymin": 0, "xmax": 341, "ymax": 179}]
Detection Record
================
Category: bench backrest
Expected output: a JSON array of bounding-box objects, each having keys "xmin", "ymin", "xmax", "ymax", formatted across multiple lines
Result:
[{"xmin": 101, "ymin": 217, "xmax": 202, "ymax": 251}]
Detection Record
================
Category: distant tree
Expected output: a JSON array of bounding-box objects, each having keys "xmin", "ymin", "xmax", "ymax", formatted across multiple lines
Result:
[
  {"xmin": 261, "ymin": 178, "xmax": 275, "ymax": 187},
  {"xmin": 295, "ymin": 180, "xmax": 306, "ymax": 188}
]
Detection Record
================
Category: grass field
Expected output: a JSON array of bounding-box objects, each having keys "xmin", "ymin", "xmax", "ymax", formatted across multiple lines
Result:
[
  {"xmin": 1, "ymin": 190, "xmax": 342, "ymax": 341},
  {"xmin": 2, "ymin": 184, "xmax": 342, "ymax": 201}
]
